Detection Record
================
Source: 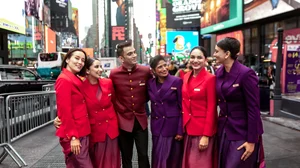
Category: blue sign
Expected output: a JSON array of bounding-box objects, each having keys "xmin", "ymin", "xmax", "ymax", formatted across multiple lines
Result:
[{"xmin": 166, "ymin": 31, "xmax": 199, "ymax": 56}]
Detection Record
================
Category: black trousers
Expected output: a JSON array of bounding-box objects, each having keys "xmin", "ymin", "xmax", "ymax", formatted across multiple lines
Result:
[{"xmin": 119, "ymin": 118, "xmax": 150, "ymax": 168}]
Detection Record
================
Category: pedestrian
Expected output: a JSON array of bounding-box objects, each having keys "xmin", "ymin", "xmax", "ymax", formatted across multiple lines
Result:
[
  {"xmin": 109, "ymin": 40, "xmax": 151, "ymax": 168},
  {"xmin": 83, "ymin": 57, "xmax": 120, "ymax": 168},
  {"xmin": 55, "ymin": 49, "xmax": 93, "ymax": 168},
  {"xmin": 182, "ymin": 46, "xmax": 218, "ymax": 168},
  {"xmin": 214, "ymin": 37, "xmax": 264, "ymax": 168},
  {"xmin": 148, "ymin": 55, "xmax": 183, "ymax": 168},
  {"xmin": 175, "ymin": 60, "xmax": 192, "ymax": 80},
  {"xmin": 54, "ymin": 57, "xmax": 121, "ymax": 168},
  {"xmin": 168, "ymin": 60, "xmax": 178, "ymax": 75}
]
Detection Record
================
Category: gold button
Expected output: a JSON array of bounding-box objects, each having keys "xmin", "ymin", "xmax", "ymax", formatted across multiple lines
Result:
[
  {"xmin": 156, "ymin": 117, "xmax": 158, "ymax": 119},
  {"xmin": 129, "ymin": 73, "xmax": 131, "ymax": 75},
  {"xmin": 163, "ymin": 116, "xmax": 165, "ymax": 118},
  {"xmin": 103, "ymin": 109, "xmax": 105, "ymax": 111},
  {"xmin": 225, "ymin": 115, "xmax": 228, "ymax": 118},
  {"xmin": 133, "ymin": 111, "xmax": 135, "ymax": 113},
  {"xmin": 189, "ymin": 114, "xmax": 191, "ymax": 116},
  {"xmin": 95, "ymin": 111, "xmax": 98, "ymax": 113},
  {"xmin": 130, "ymin": 80, "xmax": 132, "ymax": 82},
  {"xmin": 99, "ymin": 123, "xmax": 101, "ymax": 125},
  {"xmin": 154, "ymin": 103, "xmax": 157, "ymax": 105},
  {"xmin": 106, "ymin": 120, "xmax": 108, "ymax": 122},
  {"xmin": 161, "ymin": 102, "xmax": 164, "ymax": 105},
  {"xmin": 182, "ymin": 112, "xmax": 184, "ymax": 114},
  {"xmin": 131, "ymin": 95, "xmax": 134, "ymax": 98},
  {"xmin": 218, "ymin": 99, "xmax": 221, "ymax": 102},
  {"xmin": 131, "ymin": 88, "xmax": 133, "ymax": 90},
  {"xmin": 132, "ymin": 103, "xmax": 134, "ymax": 106},
  {"xmin": 224, "ymin": 100, "xmax": 226, "ymax": 102},
  {"xmin": 189, "ymin": 99, "xmax": 191, "ymax": 101}
]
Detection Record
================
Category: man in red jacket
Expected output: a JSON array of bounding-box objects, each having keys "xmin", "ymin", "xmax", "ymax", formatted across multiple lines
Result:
[{"xmin": 110, "ymin": 40, "xmax": 152, "ymax": 168}]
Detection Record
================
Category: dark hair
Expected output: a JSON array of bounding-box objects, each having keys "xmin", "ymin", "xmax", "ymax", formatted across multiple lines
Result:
[
  {"xmin": 86, "ymin": 57, "xmax": 100, "ymax": 70},
  {"xmin": 150, "ymin": 55, "xmax": 166, "ymax": 70},
  {"xmin": 116, "ymin": 39, "xmax": 132, "ymax": 58},
  {"xmin": 190, "ymin": 46, "xmax": 208, "ymax": 58},
  {"xmin": 61, "ymin": 48, "xmax": 87, "ymax": 76},
  {"xmin": 216, "ymin": 37, "xmax": 240, "ymax": 60}
]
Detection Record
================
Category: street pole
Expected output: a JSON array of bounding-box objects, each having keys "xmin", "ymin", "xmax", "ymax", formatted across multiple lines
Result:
[{"xmin": 273, "ymin": 28, "xmax": 284, "ymax": 116}]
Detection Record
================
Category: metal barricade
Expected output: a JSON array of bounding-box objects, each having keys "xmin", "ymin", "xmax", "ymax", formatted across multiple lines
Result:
[
  {"xmin": 0, "ymin": 97, "xmax": 6, "ymax": 144},
  {"xmin": 6, "ymin": 91, "xmax": 56, "ymax": 143}
]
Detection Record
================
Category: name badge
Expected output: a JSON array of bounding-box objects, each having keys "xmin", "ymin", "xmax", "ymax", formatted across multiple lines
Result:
[
  {"xmin": 171, "ymin": 87, "xmax": 177, "ymax": 90},
  {"xmin": 233, "ymin": 84, "xmax": 240, "ymax": 88},
  {"xmin": 139, "ymin": 83, "xmax": 145, "ymax": 86},
  {"xmin": 194, "ymin": 88, "xmax": 200, "ymax": 91},
  {"xmin": 108, "ymin": 93, "xmax": 112, "ymax": 96}
]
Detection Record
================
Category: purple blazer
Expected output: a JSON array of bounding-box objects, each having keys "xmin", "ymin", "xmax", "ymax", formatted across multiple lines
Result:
[
  {"xmin": 216, "ymin": 60, "xmax": 263, "ymax": 143},
  {"xmin": 148, "ymin": 74, "xmax": 183, "ymax": 137}
]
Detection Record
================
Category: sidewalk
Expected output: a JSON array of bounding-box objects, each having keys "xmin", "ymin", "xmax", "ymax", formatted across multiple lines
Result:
[{"xmin": 1, "ymin": 120, "xmax": 300, "ymax": 168}]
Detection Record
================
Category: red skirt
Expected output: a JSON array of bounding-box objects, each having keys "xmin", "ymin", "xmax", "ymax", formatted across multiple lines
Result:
[
  {"xmin": 182, "ymin": 135, "xmax": 217, "ymax": 168},
  {"xmin": 89, "ymin": 135, "xmax": 121, "ymax": 168}
]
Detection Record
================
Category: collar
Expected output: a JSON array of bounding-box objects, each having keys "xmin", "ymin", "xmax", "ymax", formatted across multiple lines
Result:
[{"xmin": 121, "ymin": 64, "xmax": 138, "ymax": 72}]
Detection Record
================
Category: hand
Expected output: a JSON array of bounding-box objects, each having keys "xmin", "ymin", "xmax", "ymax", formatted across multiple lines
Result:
[
  {"xmin": 70, "ymin": 138, "xmax": 81, "ymax": 155},
  {"xmin": 53, "ymin": 117, "xmax": 62, "ymax": 129},
  {"xmin": 237, "ymin": 142, "xmax": 255, "ymax": 161},
  {"xmin": 199, "ymin": 136, "xmax": 209, "ymax": 151},
  {"xmin": 174, "ymin": 135, "xmax": 183, "ymax": 141}
]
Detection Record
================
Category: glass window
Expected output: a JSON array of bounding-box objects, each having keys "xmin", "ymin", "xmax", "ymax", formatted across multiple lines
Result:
[
  {"xmin": 22, "ymin": 70, "xmax": 36, "ymax": 80},
  {"xmin": 5, "ymin": 69, "xmax": 24, "ymax": 80},
  {"xmin": 39, "ymin": 53, "xmax": 58, "ymax": 61}
]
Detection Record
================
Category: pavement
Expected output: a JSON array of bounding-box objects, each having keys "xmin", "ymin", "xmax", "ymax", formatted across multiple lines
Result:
[{"xmin": 1, "ymin": 118, "xmax": 300, "ymax": 168}]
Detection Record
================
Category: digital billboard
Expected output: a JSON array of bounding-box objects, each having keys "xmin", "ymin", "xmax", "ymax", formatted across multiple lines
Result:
[
  {"xmin": 166, "ymin": 0, "xmax": 201, "ymax": 28},
  {"xmin": 111, "ymin": 26, "xmax": 126, "ymax": 57},
  {"xmin": 72, "ymin": 8, "xmax": 79, "ymax": 36},
  {"xmin": 200, "ymin": 0, "xmax": 243, "ymax": 34},
  {"xmin": 0, "ymin": 0, "xmax": 25, "ymax": 34},
  {"xmin": 111, "ymin": 0, "xmax": 126, "ymax": 26},
  {"xmin": 166, "ymin": 31, "xmax": 199, "ymax": 56},
  {"xmin": 244, "ymin": 0, "xmax": 300, "ymax": 23}
]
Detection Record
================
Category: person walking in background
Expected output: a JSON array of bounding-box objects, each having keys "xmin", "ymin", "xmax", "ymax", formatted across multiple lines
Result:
[
  {"xmin": 168, "ymin": 60, "xmax": 178, "ymax": 75},
  {"xmin": 148, "ymin": 55, "xmax": 183, "ymax": 168},
  {"xmin": 110, "ymin": 40, "xmax": 151, "ymax": 168},
  {"xmin": 83, "ymin": 57, "xmax": 120, "ymax": 168},
  {"xmin": 55, "ymin": 49, "xmax": 93, "ymax": 168},
  {"xmin": 214, "ymin": 37, "xmax": 265, "ymax": 168},
  {"xmin": 175, "ymin": 60, "xmax": 192, "ymax": 80},
  {"xmin": 181, "ymin": 46, "xmax": 218, "ymax": 168}
]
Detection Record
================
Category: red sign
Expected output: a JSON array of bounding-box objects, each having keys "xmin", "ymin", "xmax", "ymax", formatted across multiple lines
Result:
[
  {"xmin": 112, "ymin": 26, "xmax": 125, "ymax": 41},
  {"xmin": 216, "ymin": 30, "xmax": 244, "ymax": 55}
]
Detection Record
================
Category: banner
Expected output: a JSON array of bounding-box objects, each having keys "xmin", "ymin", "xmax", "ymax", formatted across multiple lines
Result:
[
  {"xmin": 111, "ymin": 26, "xmax": 126, "ymax": 57},
  {"xmin": 25, "ymin": 0, "xmax": 43, "ymax": 21},
  {"xmin": 0, "ymin": 0, "xmax": 25, "ymax": 34},
  {"xmin": 166, "ymin": 31, "xmax": 199, "ymax": 56},
  {"xmin": 201, "ymin": 0, "xmax": 243, "ymax": 34},
  {"xmin": 111, "ymin": 0, "xmax": 126, "ymax": 26},
  {"xmin": 166, "ymin": 0, "xmax": 201, "ymax": 28},
  {"xmin": 244, "ymin": 0, "xmax": 300, "ymax": 23},
  {"xmin": 45, "ymin": 26, "xmax": 56, "ymax": 52},
  {"xmin": 43, "ymin": 5, "xmax": 51, "ymax": 26}
]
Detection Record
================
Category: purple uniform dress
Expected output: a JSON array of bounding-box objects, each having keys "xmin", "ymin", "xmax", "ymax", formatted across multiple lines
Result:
[
  {"xmin": 148, "ymin": 75, "xmax": 184, "ymax": 168},
  {"xmin": 216, "ymin": 60, "xmax": 265, "ymax": 168}
]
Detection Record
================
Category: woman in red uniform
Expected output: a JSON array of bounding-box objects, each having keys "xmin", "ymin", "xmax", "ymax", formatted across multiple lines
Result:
[
  {"xmin": 55, "ymin": 49, "xmax": 93, "ymax": 168},
  {"xmin": 182, "ymin": 46, "xmax": 218, "ymax": 168},
  {"xmin": 83, "ymin": 57, "xmax": 120, "ymax": 168}
]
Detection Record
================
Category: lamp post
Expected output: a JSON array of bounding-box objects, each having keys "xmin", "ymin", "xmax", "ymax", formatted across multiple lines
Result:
[{"xmin": 273, "ymin": 28, "xmax": 284, "ymax": 116}]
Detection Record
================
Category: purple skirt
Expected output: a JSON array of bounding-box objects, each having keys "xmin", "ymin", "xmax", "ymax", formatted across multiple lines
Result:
[
  {"xmin": 152, "ymin": 134, "xmax": 183, "ymax": 168},
  {"xmin": 218, "ymin": 130, "xmax": 265, "ymax": 168},
  {"xmin": 59, "ymin": 136, "xmax": 93, "ymax": 168},
  {"xmin": 182, "ymin": 135, "xmax": 217, "ymax": 168},
  {"xmin": 89, "ymin": 135, "xmax": 121, "ymax": 168}
]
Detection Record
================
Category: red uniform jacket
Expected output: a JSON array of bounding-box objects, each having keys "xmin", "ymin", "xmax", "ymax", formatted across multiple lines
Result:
[
  {"xmin": 182, "ymin": 68, "xmax": 218, "ymax": 136},
  {"xmin": 109, "ymin": 65, "xmax": 152, "ymax": 132},
  {"xmin": 55, "ymin": 69, "xmax": 90, "ymax": 139},
  {"xmin": 82, "ymin": 78, "xmax": 119, "ymax": 143}
]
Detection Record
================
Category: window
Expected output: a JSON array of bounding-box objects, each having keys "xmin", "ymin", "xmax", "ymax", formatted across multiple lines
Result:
[
  {"xmin": 39, "ymin": 53, "xmax": 58, "ymax": 61},
  {"xmin": 22, "ymin": 70, "xmax": 36, "ymax": 80},
  {"xmin": 5, "ymin": 69, "xmax": 24, "ymax": 80}
]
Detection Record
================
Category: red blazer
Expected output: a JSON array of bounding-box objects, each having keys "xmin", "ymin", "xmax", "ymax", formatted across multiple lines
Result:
[
  {"xmin": 82, "ymin": 78, "xmax": 119, "ymax": 143},
  {"xmin": 182, "ymin": 68, "xmax": 218, "ymax": 136},
  {"xmin": 55, "ymin": 69, "xmax": 90, "ymax": 139}
]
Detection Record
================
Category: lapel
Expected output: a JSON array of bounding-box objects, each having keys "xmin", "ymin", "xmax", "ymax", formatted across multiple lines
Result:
[
  {"xmin": 190, "ymin": 68, "xmax": 207, "ymax": 89},
  {"xmin": 222, "ymin": 60, "xmax": 242, "ymax": 91},
  {"xmin": 62, "ymin": 68, "xmax": 84, "ymax": 93},
  {"xmin": 155, "ymin": 74, "xmax": 176, "ymax": 100}
]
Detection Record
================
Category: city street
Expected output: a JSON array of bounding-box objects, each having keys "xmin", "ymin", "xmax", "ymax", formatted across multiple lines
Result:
[{"xmin": 0, "ymin": 119, "xmax": 300, "ymax": 168}]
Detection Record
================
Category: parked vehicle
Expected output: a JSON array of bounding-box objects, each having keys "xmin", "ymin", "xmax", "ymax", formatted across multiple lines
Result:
[{"xmin": 36, "ymin": 52, "xmax": 66, "ymax": 79}]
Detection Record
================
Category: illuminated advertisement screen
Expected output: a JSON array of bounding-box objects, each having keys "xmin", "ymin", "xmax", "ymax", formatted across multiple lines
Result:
[
  {"xmin": 111, "ymin": 0, "xmax": 126, "ymax": 26},
  {"xmin": 200, "ymin": 0, "xmax": 243, "ymax": 34},
  {"xmin": 166, "ymin": 31, "xmax": 199, "ymax": 56},
  {"xmin": 0, "ymin": 0, "xmax": 25, "ymax": 34},
  {"xmin": 244, "ymin": 0, "xmax": 300, "ymax": 23}
]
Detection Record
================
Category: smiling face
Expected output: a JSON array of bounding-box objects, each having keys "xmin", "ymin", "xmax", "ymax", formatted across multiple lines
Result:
[
  {"xmin": 153, "ymin": 60, "xmax": 168, "ymax": 78},
  {"xmin": 189, "ymin": 49, "xmax": 206, "ymax": 70},
  {"xmin": 120, "ymin": 46, "xmax": 137, "ymax": 66},
  {"xmin": 87, "ymin": 60, "xmax": 103, "ymax": 79},
  {"xmin": 65, "ymin": 51, "xmax": 85, "ymax": 74}
]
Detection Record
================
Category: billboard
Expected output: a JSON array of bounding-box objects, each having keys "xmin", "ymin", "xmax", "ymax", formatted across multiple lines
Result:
[
  {"xmin": 43, "ymin": 5, "xmax": 51, "ymax": 26},
  {"xmin": 72, "ymin": 8, "xmax": 79, "ymax": 36},
  {"xmin": 200, "ymin": 0, "xmax": 243, "ymax": 34},
  {"xmin": 166, "ymin": 31, "xmax": 199, "ymax": 56},
  {"xmin": 45, "ymin": 26, "xmax": 56, "ymax": 52},
  {"xmin": 111, "ymin": 0, "xmax": 126, "ymax": 26},
  {"xmin": 25, "ymin": 0, "xmax": 43, "ymax": 21},
  {"xmin": 50, "ymin": 0, "xmax": 68, "ymax": 15},
  {"xmin": 166, "ymin": 0, "xmax": 201, "ymax": 28},
  {"xmin": 0, "ymin": 0, "xmax": 26, "ymax": 34},
  {"xmin": 111, "ymin": 26, "xmax": 126, "ymax": 57},
  {"xmin": 244, "ymin": 0, "xmax": 300, "ymax": 23},
  {"xmin": 216, "ymin": 30, "xmax": 244, "ymax": 55}
]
